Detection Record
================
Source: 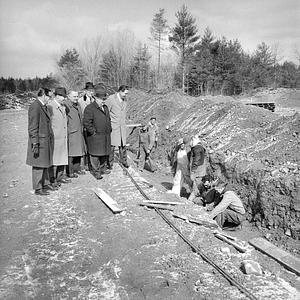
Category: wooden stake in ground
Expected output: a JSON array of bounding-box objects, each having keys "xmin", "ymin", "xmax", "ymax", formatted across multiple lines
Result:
[{"xmin": 94, "ymin": 188, "xmax": 124, "ymax": 213}]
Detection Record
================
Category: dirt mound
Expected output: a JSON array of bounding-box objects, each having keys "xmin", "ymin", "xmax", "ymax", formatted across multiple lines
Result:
[
  {"xmin": 127, "ymin": 89, "xmax": 300, "ymax": 241},
  {"xmin": 0, "ymin": 92, "xmax": 35, "ymax": 110}
]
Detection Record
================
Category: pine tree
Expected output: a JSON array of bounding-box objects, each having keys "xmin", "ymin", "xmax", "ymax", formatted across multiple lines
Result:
[
  {"xmin": 150, "ymin": 8, "xmax": 168, "ymax": 86},
  {"xmin": 169, "ymin": 5, "xmax": 199, "ymax": 92}
]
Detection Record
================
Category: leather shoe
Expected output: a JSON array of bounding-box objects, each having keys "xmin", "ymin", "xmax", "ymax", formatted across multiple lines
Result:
[
  {"xmin": 102, "ymin": 169, "xmax": 111, "ymax": 175},
  {"xmin": 123, "ymin": 163, "xmax": 129, "ymax": 168},
  {"xmin": 75, "ymin": 170, "xmax": 86, "ymax": 175},
  {"xmin": 60, "ymin": 178, "xmax": 71, "ymax": 184},
  {"xmin": 43, "ymin": 184, "xmax": 59, "ymax": 191},
  {"xmin": 95, "ymin": 174, "xmax": 103, "ymax": 180},
  {"xmin": 67, "ymin": 173, "xmax": 78, "ymax": 178},
  {"xmin": 35, "ymin": 189, "xmax": 50, "ymax": 196}
]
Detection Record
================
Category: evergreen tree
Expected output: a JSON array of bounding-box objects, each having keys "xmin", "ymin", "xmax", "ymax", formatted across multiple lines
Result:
[
  {"xmin": 57, "ymin": 48, "xmax": 85, "ymax": 90},
  {"xmin": 169, "ymin": 5, "xmax": 199, "ymax": 92},
  {"xmin": 150, "ymin": 8, "xmax": 168, "ymax": 86}
]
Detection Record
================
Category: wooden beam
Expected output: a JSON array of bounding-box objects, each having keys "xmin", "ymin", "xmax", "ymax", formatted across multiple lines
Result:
[
  {"xmin": 94, "ymin": 188, "xmax": 124, "ymax": 213},
  {"xmin": 214, "ymin": 233, "xmax": 247, "ymax": 253},
  {"xmin": 172, "ymin": 213, "xmax": 219, "ymax": 229},
  {"xmin": 249, "ymin": 237, "xmax": 300, "ymax": 276},
  {"xmin": 139, "ymin": 203, "xmax": 174, "ymax": 211},
  {"xmin": 142, "ymin": 200, "xmax": 184, "ymax": 205}
]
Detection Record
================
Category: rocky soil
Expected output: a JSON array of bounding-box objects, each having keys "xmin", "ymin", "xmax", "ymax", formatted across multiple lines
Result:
[
  {"xmin": 127, "ymin": 88, "xmax": 300, "ymax": 247},
  {"xmin": 0, "ymin": 109, "xmax": 299, "ymax": 299}
]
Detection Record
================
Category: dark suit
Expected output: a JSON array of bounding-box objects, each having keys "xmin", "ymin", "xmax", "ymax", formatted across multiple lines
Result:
[
  {"xmin": 83, "ymin": 101, "xmax": 111, "ymax": 176},
  {"xmin": 26, "ymin": 99, "xmax": 54, "ymax": 190}
]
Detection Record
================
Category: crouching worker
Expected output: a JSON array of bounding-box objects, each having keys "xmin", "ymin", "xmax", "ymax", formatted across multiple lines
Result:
[
  {"xmin": 209, "ymin": 181, "xmax": 246, "ymax": 230},
  {"xmin": 167, "ymin": 137, "xmax": 192, "ymax": 196},
  {"xmin": 192, "ymin": 175, "xmax": 220, "ymax": 206}
]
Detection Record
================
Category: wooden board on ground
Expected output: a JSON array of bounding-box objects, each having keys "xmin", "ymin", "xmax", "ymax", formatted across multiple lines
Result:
[
  {"xmin": 139, "ymin": 203, "xmax": 174, "ymax": 211},
  {"xmin": 249, "ymin": 237, "xmax": 300, "ymax": 276},
  {"xmin": 143, "ymin": 200, "xmax": 184, "ymax": 206},
  {"xmin": 94, "ymin": 188, "xmax": 124, "ymax": 213},
  {"xmin": 214, "ymin": 233, "xmax": 247, "ymax": 253},
  {"xmin": 126, "ymin": 123, "xmax": 142, "ymax": 127},
  {"xmin": 173, "ymin": 213, "xmax": 219, "ymax": 229}
]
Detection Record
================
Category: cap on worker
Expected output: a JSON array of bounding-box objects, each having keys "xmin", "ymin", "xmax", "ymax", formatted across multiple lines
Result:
[
  {"xmin": 150, "ymin": 116, "xmax": 156, "ymax": 120},
  {"xmin": 178, "ymin": 137, "xmax": 189, "ymax": 146},
  {"xmin": 84, "ymin": 82, "xmax": 94, "ymax": 90},
  {"xmin": 54, "ymin": 87, "xmax": 67, "ymax": 97},
  {"xmin": 94, "ymin": 84, "xmax": 108, "ymax": 98}
]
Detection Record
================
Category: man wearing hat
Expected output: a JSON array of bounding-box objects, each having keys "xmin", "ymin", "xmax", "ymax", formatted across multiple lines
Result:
[
  {"xmin": 26, "ymin": 87, "xmax": 55, "ymax": 196},
  {"xmin": 78, "ymin": 82, "xmax": 95, "ymax": 113},
  {"xmin": 105, "ymin": 85, "xmax": 129, "ymax": 168},
  {"xmin": 47, "ymin": 87, "xmax": 70, "ymax": 185},
  {"xmin": 167, "ymin": 137, "xmax": 192, "ymax": 196},
  {"xmin": 188, "ymin": 134, "xmax": 208, "ymax": 202},
  {"xmin": 83, "ymin": 84, "xmax": 112, "ymax": 180},
  {"xmin": 78, "ymin": 82, "xmax": 96, "ymax": 171},
  {"xmin": 64, "ymin": 91, "xmax": 86, "ymax": 178}
]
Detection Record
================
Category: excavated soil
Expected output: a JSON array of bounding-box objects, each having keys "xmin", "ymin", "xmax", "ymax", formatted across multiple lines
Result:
[{"xmin": 0, "ymin": 89, "xmax": 299, "ymax": 299}]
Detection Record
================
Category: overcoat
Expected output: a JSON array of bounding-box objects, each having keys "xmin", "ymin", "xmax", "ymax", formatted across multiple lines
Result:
[
  {"xmin": 64, "ymin": 99, "xmax": 85, "ymax": 157},
  {"xmin": 83, "ymin": 101, "xmax": 111, "ymax": 156},
  {"xmin": 47, "ymin": 100, "xmax": 68, "ymax": 165},
  {"xmin": 105, "ymin": 93, "xmax": 127, "ymax": 147},
  {"xmin": 26, "ymin": 99, "xmax": 53, "ymax": 168}
]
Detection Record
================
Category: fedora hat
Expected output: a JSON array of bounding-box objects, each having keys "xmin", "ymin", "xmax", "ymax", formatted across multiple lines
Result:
[
  {"xmin": 94, "ymin": 84, "xmax": 108, "ymax": 99},
  {"xmin": 54, "ymin": 87, "xmax": 67, "ymax": 97},
  {"xmin": 84, "ymin": 82, "xmax": 94, "ymax": 90}
]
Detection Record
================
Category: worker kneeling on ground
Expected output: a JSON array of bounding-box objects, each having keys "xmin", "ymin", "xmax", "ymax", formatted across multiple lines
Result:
[{"xmin": 209, "ymin": 180, "xmax": 246, "ymax": 230}]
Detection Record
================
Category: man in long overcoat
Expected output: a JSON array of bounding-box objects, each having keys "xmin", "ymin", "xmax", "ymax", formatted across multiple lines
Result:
[
  {"xmin": 47, "ymin": 87, "xmax": 70, "ymax": 184},
  {"xmin": 26, "ymin": 88, "xmax": 54, "ymax": 195},
  {"xmin": 83, "ymin": 85, "xmax": 112, "ymax": 180},
  {"xmin": 105, "ymin": 85, "xmax": 129, "ymax": 168},
  {"xmin": 64, "ymin": 91, "xmax": 85, "ymax": 177}
]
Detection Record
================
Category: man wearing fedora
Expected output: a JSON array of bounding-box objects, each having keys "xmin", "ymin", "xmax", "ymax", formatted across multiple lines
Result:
[
  {"xmin": 26, "ymin": 87, "xmax": 55, "ymax": 196},
  {"xmin": 105, "ymin": 85, "xmax": 129, "ymax": 168},
  {"xmin": 79, "ymin": 82, "xmax": 95, "ymax": 171},
  {"xmin": 47, "ymin": 87, "xmax": 71, "ymax": 185},
  {"xmin": 64, "ymin": 90, "xmax": 86, "ymax": 178},
  {"xmin": 78, "ymin": 82, "xmax": 95, "ymax": 113},
  {"xmin": 83, "ymin": 84, "xmax": 112, "ymax": 180}
]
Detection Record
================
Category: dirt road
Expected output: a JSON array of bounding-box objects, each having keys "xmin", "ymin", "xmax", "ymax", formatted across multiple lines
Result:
[{"xmin": 0, "ymin": 109, "xmax": 299, "ymax": 299}]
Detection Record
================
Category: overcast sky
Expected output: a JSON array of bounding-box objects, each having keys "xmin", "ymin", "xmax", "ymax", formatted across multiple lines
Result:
[{"xmin": 0, "ymin": 0, "xmax": 299, "ymax": 78}]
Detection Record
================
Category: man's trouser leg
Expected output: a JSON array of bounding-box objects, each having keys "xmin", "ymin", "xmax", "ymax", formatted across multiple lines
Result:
[
  {"xmin": 90, "ymin": 155, "xmax": 101, "ymax": 177},
  {"xmin": 56, "ymin": 165, "xmax": 65, "ymax": 182},
  {"xmin": 108, "ymin": 146, "xmax": 115, "ymax": 169},
  {"xmin": 215, "ymin": 209, "xmax": 245, "ymax": 228},
  {"xmin": 32, "ymin": 167, "xmax": 49, "ymax": 191},
  {"xmin": 73, "ymin": 156, "xmax": 82, "ymax": 173},
  {"xmin": 119, "ymin": 140, "xmax": 128, "ymax": 167},
  {"xmin": 67, "ymin": 157, "xmax": 74, "ymax": 176},
  {"xmin": 137, "ymin": 148, "xmax": 146, "ymax": 171}
]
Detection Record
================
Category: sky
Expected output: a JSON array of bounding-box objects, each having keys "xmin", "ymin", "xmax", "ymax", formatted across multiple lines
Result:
[{"xmin": 0, "ymin": 0, "xmax": 299, "ymax": 78}]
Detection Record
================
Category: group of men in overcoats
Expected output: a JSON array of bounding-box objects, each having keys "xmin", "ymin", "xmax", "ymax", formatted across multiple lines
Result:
[{"xmin": 26, "ymin": 83, "xmax": 130, "ymax": 195}]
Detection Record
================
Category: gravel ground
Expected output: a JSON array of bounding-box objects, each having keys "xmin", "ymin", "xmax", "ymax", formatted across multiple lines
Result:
[{"xmin": 0, "ymin": 109, "xmax": 299, "ymax": 299}]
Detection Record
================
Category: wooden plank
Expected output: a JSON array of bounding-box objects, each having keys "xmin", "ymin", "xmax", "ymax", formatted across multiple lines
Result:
[
  {"xmin": 249, "ymin": 237, "xmax": 300, "ymax": 276},
  {"xmin": 94, "ymin": 188, "xmax": 124, "ymax": 213},
  {"xmin": 142, "ymin": 200, "xmax": 184, "ymax": 206},
  {"xmin": 172, "ymin": 213, "xmax": 219, "ymax": 229},
  {"xmin": 139, "ymin": 203, "xmax": 174, "ymax": 211},
  {"xmin": 213, "ymin": 230, "xmax": 237, "ymax": 241},
  {"xmin": 214, "ymin": 233, "xmax": 247, "ymax": 253},
  {"xmin": 126, "ymin": 123, "xmax": 142, "ymax": 127}
]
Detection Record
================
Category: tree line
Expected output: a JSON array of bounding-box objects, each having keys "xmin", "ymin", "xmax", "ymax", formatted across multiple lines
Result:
[{"xmin": 1, "ymin": 5, "xmax": 299, "ymax": 96}]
